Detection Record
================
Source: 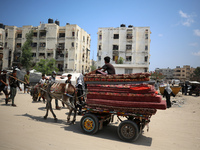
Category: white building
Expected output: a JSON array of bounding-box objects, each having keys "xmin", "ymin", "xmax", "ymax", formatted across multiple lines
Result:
[
  {"xmin": 97, "ymin": 24, "xmax": 151, "ymax": 74},
  {"xmin": 0, "ymin": 19, "xmax": 91, "ymax": 74}
]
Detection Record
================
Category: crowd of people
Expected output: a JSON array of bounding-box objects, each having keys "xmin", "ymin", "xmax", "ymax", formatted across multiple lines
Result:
[{"xmin": 0, "ymin": 68, "xmax": 87, "ymax": 114}]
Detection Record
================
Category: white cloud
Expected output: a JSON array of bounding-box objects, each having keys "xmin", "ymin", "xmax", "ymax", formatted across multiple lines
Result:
[
  {"xmin": 189, "ymin": 42, "xmax": 198, "ymax": 46},
  {"xmin": 194, "ymin": 29, "xmax": 200, "ymax": 36},
  {"xmin": 158, "ymin": 34, "xmax": 163, "ymax": 37},
  {"xmin": 178, "ymin": 10, "xmax": 195, "ymax": 27},
  {"xmin": 192, "ymin": 51, "xmax": 200, "ymax": 56},
  {"xmin": 179, "ymin": 10, "xmax": 188, "ymax": 18}
]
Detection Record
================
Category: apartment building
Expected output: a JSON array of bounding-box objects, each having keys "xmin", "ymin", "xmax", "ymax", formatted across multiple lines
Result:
[
  {"xmin": 173, "ymin": 65, "xmax": 195, "ymax": 81},
  {"xmin": 155, "ymin": 67, "xmax": 174, "ymax": 79},
  {"xmin": 0, "ymin": 24, "xmax": 5, "ymax": 70},
  {"xmin": 0, "ymin": 19, "xmax": 91, "ymax": 74},
  {"xmin": 97, "ymin": 24, "xmax": 151, "ymax": 74}
]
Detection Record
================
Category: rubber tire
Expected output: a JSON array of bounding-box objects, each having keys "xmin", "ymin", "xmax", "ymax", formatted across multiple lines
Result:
[
  {"xmin": 80, "ymin": 114, "xmax": 99, "ymax": 135},
  {"xmin": 118, "ymin": 120, "xmax": 139, "ymax": 142}
]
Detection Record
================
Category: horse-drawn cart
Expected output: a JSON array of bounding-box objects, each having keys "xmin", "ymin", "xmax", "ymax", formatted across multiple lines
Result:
[{"xmin": 80, "ymin": 73, "xmax": 166, "ymax": 142}]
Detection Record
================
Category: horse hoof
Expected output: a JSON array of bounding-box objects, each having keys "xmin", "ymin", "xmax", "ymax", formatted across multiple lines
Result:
[
  {"xmin": 54, "ymin": 118, "xmax": 58, "ymax": 121},
  {"xmin": 71, "ymin": 121, "xmax": 76, "ymax": 125},
  {"xmin": 44, "ymin": 116, "xmax": 47, "ymax": 119}
]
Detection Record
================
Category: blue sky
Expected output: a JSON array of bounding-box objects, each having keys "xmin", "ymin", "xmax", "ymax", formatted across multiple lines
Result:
[{"xmin": 1, "ymin": 0, "xmax": 200, "ymax": 71}]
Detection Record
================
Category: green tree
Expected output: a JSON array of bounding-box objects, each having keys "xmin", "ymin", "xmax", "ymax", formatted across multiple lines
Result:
[
  {"xmin": 33, "ymin": 59, "xmax": 58, "ymax": 75},
  {"xmin": 191, "ymin": 67, "xmax": 200, "ymax": 81},
  {"xmin": 90, "ymin": 65, "xmax": 96, "ymax": 71},
  {"xmin": 20, "ymin": 30, "xmax": 33, "ymax": 71}
]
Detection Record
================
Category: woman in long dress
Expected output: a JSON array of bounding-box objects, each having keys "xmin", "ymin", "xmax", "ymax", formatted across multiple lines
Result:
[{"xmin": 163, "ymin": 84, "xmax": 175, "ymax": 108}]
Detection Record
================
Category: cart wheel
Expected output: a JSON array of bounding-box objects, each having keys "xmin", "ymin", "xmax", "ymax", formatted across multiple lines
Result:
[
  {"xmin": 118, "ymin": 120, "xmax": 139, "ymax": 142},
  {"xmin": 80, "ymin": 114, "xmax": 99, "ymax": 134}
]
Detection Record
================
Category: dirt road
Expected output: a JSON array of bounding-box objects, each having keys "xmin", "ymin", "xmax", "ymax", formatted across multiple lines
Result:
[{"xmin": 0, "ymin": 91, "xmax": 200, "ymax": 150}]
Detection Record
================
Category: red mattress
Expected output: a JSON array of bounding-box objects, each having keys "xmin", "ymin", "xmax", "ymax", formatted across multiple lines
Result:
[
  {"xmin": 86, "ymin": 99, "xmax": 166, "ymax": 110},
  {"xmin": 87, "ymin": 94, "xmax": 162, "ymax": 103}
]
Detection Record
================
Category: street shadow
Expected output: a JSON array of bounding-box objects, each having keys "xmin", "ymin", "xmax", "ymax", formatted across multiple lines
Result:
[
  {"xmin": 19, "ymin": 112, "xmax": 152, "ymax": 146},
  {"xmin": 18, "ymin": 113, "xmax": 66, "ymax": 125},
  {"xmin": 62, "ymin": 122, "xmax": 152, "ymax": 146},
  {"xmin": 38, "ymin": 106, "xmax": 47, "ymax": 111}
]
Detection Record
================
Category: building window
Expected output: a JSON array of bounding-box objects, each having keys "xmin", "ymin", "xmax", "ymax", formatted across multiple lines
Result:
[
  {"xmin": 126, "ymin": 56, "xmax": 132, "ymax": 61},
  {"xmin": 32, "ymin": 43, "xmax": 37, "ymax": 47},
  {"xmin": 98, "ymin": 56, "xmax": 101, "ymax": 61},
  {"xmin": 126, "ymin": 34, "xmax": 132, "ymax": 39},
  {"xmin": 58, "ymin": 43, "xmax": 64, "ymax": 50},
  {"xmin": 5, "ymin": 42, "xmax": 7, "ymax": 48},
  {"xmin": 17, "ymin": 34, "xmax": 22, "ymax": 38},
  {"xmin": 83, "ymin": 36, "xmax": 85, "ymax": 42},
  {"xmin": 66, "ymin": 52, "xmax": 68, "ymax": 58},
  {"xmin": 16, "ymin": 43, "xmax": 21, "ymax": 48},
  {"xmin": 40, "ymin": 43, "xmax": 46, "ymax": 47},
  {"xmin": 59, "ymin": 33, "xmax": 65, "ymax": 38},
  {"xmin": 114, "ymin": 34, "xmax": 119, "ymax": 39},
  {"xmin": 72, "ymin": 32, "xmax": 75, "ymax": 37},
  {"xmin": 99, "ymin": 34, "xmax": 102, "ymax": 40},
  {"xmin": 5, "ymin": 33, "xmax": 8, "ymax": 38},
  {"xmin": 47, "ymin": 53, "xmax": 51, "ymax": 57},
  {"xmin": 82, "ymin": 54, "xmax": 85, "ymax": 62},
  {"xmin": 145, "ymin": 34, "xmax": 148, "ymax": 39},
  {"xmin": 32, "ymin": 53, "xmax": 36, "ymax": 57},
  {"xmin": 71, "ymin": 42, "xmax": 74, "ymax": 48},
  {"xmin": 39, "ymin": 53, "xmax": 45, "ymax": 57},
  {"xmin": 65, "ymin": 64, "xmax": 68, "ymax": 68},
  {"xmin": 40, "ymin": 31, "xmax": 46, "ymax": 37},
  {"xmin": 113, "ymin": 45, "xmax": 119, "ymax": 50},
  {"xmin": 144, "ymin": 68, "xmax": 148, "ymax": 72},
  {"xmin": 99, "ymin": 45, "xmax": 101, "ymax": 50},
  {"xmin": 125, "ymin": 69, "xmax": 132, "ymax": 74},
  {"xmin": 126, "ymin": 45, "xmax": 132, "ymax": 50},
  {"xmin": 145, "ymin": 45, "xmax": 148, "ymax": 50},
  {"xmin": 33, "ymin": 32, "xmax": 37, "ymax": 37},
  {"xmin": 145, "ymin": 56, "xmax": 148, "ymax": 62}
]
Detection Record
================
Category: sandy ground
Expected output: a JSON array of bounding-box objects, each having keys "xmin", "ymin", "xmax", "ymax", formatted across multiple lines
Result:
[{"xmin": 0, "ymin": 89, "xmax": 200, "ymax": 150}]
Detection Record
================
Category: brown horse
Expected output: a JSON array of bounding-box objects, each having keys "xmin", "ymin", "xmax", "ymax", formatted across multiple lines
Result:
[{"xmin": 37, "ymin": 82, "xmax": 77, "ymax": 124}]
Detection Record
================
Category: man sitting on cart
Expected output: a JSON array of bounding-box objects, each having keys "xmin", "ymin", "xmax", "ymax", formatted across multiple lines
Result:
[{"xmin": 96, "ymin": 56, "xmax": 116, "ymax": 75}]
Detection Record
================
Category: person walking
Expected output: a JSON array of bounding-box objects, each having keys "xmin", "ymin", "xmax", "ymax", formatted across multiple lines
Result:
[
  {"xmin": 38, "ymin": 73, "xmax": 47, "ymax": 102},
  {"xmin": 49, "ymin": 71, "xmax": 61, "ymax": 110},
  {"xmin": 8, "ymin": 70, "xmax": 22, "ymax": 107},
  {"xmin": 76, "ymin": 74, "xmax": 85, "ymax": 115},
  {"xmin": 163, "ymin": 84, "xmax": 175, "ymax": 108},
  {"xmin": 24, "ymin": 71, "xmax": 30, "ymax": 94},
  {"xmin": 0, "ymin": 70, "xmax": 9, "ymax": 104}
]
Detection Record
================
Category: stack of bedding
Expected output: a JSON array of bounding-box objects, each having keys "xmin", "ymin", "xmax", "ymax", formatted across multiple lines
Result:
[{"xmin": 85, "ymin": 73, "xmax": 166, "ymax": 115}]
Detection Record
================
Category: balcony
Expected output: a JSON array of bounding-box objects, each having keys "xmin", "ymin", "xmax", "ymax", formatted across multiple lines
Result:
[{"xmin": 56, "ymin": 54, "xmax": 64, "ymax": 61}]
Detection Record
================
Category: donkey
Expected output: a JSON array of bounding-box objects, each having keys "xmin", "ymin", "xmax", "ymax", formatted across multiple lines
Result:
[
  {"xmin": 38, "ymin": 82, "xmax": 77, "ymax": 124},
  {"xmin": 30, "ymin": 84, "xmax": 40, "ymax": 101}
]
